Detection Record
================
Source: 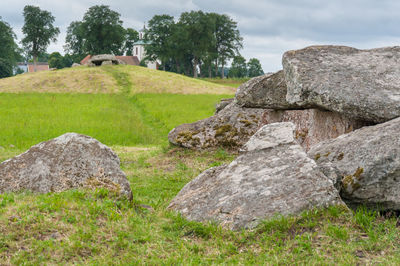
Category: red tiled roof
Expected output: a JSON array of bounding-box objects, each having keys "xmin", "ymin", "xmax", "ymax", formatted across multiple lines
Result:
[
  {"xmin": 116, "ymin": 56, "xmax": 140, "ymax": 65},
  {"xmin": 28, "ymin": 64, "xmax": 49, "ymax": 73},
  {"xmin": 80, "ymin": 55, "xmax": 92, "ymax": 65}
]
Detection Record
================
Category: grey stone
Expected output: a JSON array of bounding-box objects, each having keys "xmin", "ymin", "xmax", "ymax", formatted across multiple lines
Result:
[
  {"xmin": 261, "ymin": 108, "xmax": 369, "ymax": 151},
  {"xmin": 0, "ymin": 133, "xmax": 132, "ymax": 199},
  {"xmin": 235, "ymin": 70, "xmax": 300, "ymax": 109},
  {"xmin": 308, "ymin": 117, "xmax": 400, "ymax": 210},
  {"xmin": 282, "ymin": 45, "xmax": 400, "ymax": 123},
  {"xmin": 101, "ymin": 60, "xmax": 113, "ymax": 66},
  {"xmin": 169, "ymin": 102, "xmax": 365, "ymax": 151},
  {"xmin": 169, "ymin": 122, "xmax": 343, "ymax": 230},
  {"xmin": 215, "ymin": 98, "xmax": 234, "ymax": 114},
  {"xmin": 168, "ymin": 102, "xmax": 267, "ymax": 150},
  {"xmin": 71, "ymin": 63, "xmax": 81, "ymax": 67}
]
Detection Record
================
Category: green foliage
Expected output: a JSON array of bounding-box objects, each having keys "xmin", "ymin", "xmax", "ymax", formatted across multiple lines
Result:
[
  {"xmin": 0, "ymin": 58, "xmax": 13, "ymax": 79},
  {"xmin": 64, "ymin": 21, "xmax": 85, "ymax": 61},
  {"xmin": 48, "ymin": 52, "xmax": 73, "ymax": 69},
  {"xmin": 228, "ymin": 55, "xmax": 247, "ymax": 78},
  {"xmin": 65, "ymin": 5, "xmax": 126, "ymax": 56},
  {"xmin": 124, "ymin": 28, "xmax": 139, "ymax": 56},
  {"xmin": 0, "ymin": 17, "xmax": 20, "ymax": 78},
  {"xmin": 247, "ymin": 58, "xmax": 264, "ymax": 77},
  {"xmin": 21, "ymin": 6, "xmax": 59, "ymax": 67},
  {"xmin": 145, "ymin": 12, "xmax": 242, "ymax": 78}
]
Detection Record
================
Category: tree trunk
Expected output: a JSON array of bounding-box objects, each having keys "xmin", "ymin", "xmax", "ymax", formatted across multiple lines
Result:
[
  {"xmin": 221, "ymin": 62, "xmax": 225, "ymax": 79},
  {"xmin": 208, "ymin": 65, "xmax": 212, "ymax": 78},
  {"xmin": 215, "ymin": 59, "xmax": 218, "ymax": 77},
  {"xmin": 193, "ymin": 57, "xmax": 198, "ymax": 78},
  {"xmin": 33, "ymin": 54, "xmax": 38, "ymax": 72}
]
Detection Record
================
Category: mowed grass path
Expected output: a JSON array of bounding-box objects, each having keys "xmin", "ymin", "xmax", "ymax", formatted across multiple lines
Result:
[{"xmin": 0, "ymin": 93, "xmax": 230, "ymax": 151}]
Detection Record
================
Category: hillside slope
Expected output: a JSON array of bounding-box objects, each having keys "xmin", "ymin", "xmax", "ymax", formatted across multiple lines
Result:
[{"xmin": 0, "ymin": 65, "xmax": 235, "ymax": 94}]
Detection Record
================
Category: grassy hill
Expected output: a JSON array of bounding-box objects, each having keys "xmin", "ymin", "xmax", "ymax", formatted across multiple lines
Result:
[
  {"xmin": 0, "ymin": 65, "xmax": 235, "ymax": 94},
  {"xmin": 0, "ymin": 66, "xmax": 399, "ymax": 264}
]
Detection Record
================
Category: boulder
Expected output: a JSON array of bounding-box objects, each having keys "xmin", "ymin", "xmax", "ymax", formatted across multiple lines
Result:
[
  {"xmin": 0, "ymin": 133, "xmax": 132, "ymax": 199},
  {"xmin": 235, "ymin": 70, "xmax": 300, "ymax": 109},
  {"xmin": 87, "ymin": 54, "xmax": 124, "ymax": 66},
  {"xmin": 168, "ymin": 122, "xmax": 343, "ymax": 230},
  {"xmin": 168, "ymin": 102, "xmax": 267, "ymax": 150},
  {"xmin": 261, "ymin": 108, "xmax": 369, "ymax": 151},
  {"xmin": 308, "ymin": 117, "xmax": 400, "ymax": 210},
  {"xmin": 71, "ymin": 63, "xmax": 81, "ymax": 67},
  {"xmin": 168, "ymin": 101, "xmax": 366, "ymax": 151},
  {"xmin": 215, "ymin": 98, "xmax": 234, "ymax": 114},
  {"xmin": 101, "ymin": 60, "xmax": 113, "ymax": 66},
  {"xmin": 283, "ymin": 45, "xmax": 400, "ymax": 123}
]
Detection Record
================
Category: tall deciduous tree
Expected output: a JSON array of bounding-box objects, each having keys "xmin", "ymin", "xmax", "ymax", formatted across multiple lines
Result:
[
  {"xmin": 179, "ymin": 11, "xmax": 214, "ymax": 78},
  {"xmin": 81, "ymin": 5, "xmax": 125, "ymax": 54},
  {"xmin": 64, "ymin": 21, "xmax": 85, "ymax": 61},
  {"xmin": 145, "ymin": 15, "xmax": 175, "ymax": 70},
  {"xmin": 247, "ymin": 58, "xmax": 264, "ymax": 77},
  {"xmin": 22, "ymin": 5, "xmax": 59, "ymax": 72},
  {"xmin": 0, "ymin": 17, "xmax": 20, "ymax": 78},
  {"xmin": 212, "ymin": 13, "xmax": 243, "ymax": 78},
  {"xmin": 124, "ymin": 28, "xmax": 139, "ymax": 56}
]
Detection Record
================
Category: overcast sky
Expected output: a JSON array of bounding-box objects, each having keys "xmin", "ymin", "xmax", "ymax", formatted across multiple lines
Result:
[{"xmin": 2, "ymin": 0, "xmax": 400, "ymax": 72}]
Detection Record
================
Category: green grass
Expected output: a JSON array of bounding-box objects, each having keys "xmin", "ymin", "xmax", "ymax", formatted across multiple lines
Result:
[
  {"xmin": 0, "ymin": 67, "xmax": 399, "ymax": 264},
  {"xmin": 0, "ymin": 93, "xmax": 230, "ymax": 150},
  {"xmin": 0, "ymin": 147, "xmax": 399, "ymax": 264}
]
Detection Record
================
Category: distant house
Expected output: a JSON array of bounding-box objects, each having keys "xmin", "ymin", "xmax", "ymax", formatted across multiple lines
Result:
[
  {"xmin": 16, "ymin": 62, "xmax": 50, "ymax": 73},
  {"xmin": 132, "ymin": 26, "xmax": 160, "ymax": 70},
  {"xmin": 80, "ymin": 55, "xmax": 140, "ymax": 66}
]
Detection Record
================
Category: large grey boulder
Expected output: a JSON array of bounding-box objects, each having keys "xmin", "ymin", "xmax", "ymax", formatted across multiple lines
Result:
[
  {"xmin": 87, "ymin": 54, "xmax": 126, "ymax": 66},
  {"xmin": 168, "ymin": 101, "xmax": 366, "ymax": 151},
  {"xmin": 308, "ymin": 117, "xmax": 400, "ymax": 210},
  {"xmin": 0, "ymin": 133, "xmax": 132, "ymax": 199},
  {"xmin": 235, "ymin": 70, "xmax": 300, "ymax": 109},
  {"xmin": 261, "ymin": 108, "xmax": 368, "ymax": 151},
  {"xmin": 283, "ymin": 45, "xmax": 400, "ymax": 123},
  {"xmin": 168, "ymin": 102, "xmax": 267, "ymax": 149},
  {"xmin": 168, "ymin": 122, "xmax": 343, "ymax": 230}
]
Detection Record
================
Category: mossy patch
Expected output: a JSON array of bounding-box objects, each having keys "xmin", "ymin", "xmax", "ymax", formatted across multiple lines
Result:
[
  {"xmin": 176, "ymin": 130, "xmax": 200, "ymax": 147},
  {"xmin": 213, "ymin": 124, "xmax": 240, "ymax": 148},
  {"xmin": 342, "ymin": 167, "xmax": 364, "ymax": 193},
  {"xmin": 314, "ymin": 153, "xmax": 321, "ymax": 161},
  {"xmin": 337, "ymin": 153, "xmax": 344, "ymax": 161},
  {"xmin": 239, "ymin": 120, "xmax": 253, "ymax": 127}
]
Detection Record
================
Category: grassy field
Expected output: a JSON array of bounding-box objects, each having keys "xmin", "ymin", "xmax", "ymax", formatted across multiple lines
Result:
[
  {"xmin": 0, "ymin": 65, "xmax": 235, "ymax": 95},
  {"xmin": 0, "ymin": 66, "xmax": 399, "ymax": 264}
]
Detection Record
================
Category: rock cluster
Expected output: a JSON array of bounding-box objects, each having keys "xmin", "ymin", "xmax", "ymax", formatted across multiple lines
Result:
[
  {"xmin": 169, "ymin": 45, "xmax": 400, "ymax": 229},
  {"xmin": 0, "ymin": 133, "xmax": 132, "ymax": 199},
  {"xmin": 85, "ymin": 54, "xmax": 126, "ymax": 67},
  {"xmin": 169, "ymin": 123, "xmax": 343, "ymax": 230}
]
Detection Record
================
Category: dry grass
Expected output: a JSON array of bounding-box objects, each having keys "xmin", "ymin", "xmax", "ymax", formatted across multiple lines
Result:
[
  {"xmin": 0, "ymin": 65, "xmax": 235, "ymax": 95},
  {"xmin": 111, "ymin": 65, "xmax": 235, "ymax": 95},
  {"xmin": 0, "ymin": 67, "xmax": 118, "ymax": 93}
]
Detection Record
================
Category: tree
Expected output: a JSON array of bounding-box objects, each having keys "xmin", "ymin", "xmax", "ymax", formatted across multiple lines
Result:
[
  {"xmin": 229, "ymin": 55, "xmax": 247, "ymax": 78},
  {"xmin": 22, "ymin": 5, "xmax": 59, "ymax": 72},
  {"xmin": 49, "ymin": 52, "xmax": 73, "ymax": 69},
  {"xmin": 179, "ymin": 11, "xmax": 214, "ymax": 78},
  {"xmin": 81, "ymin": 5, "xmax": 125, "ymax": 54},
  {"xmin": 145, "ymin": 15, "xmax": 175, "ymax": 70},
  {"xmin": 0, "ymin": 17, "xmax": 20, "ymax": 78},
  {"xmin": 64, "ymin": 21, "xmax": 85, "ymax": 61},
  {"xmin": 210, "ymin": 13, "xmax": 243, "ymax": 78},
  {"xmin": 124, "ymin": 28, "xmax": 139, "ymax": 56},
  {"xmin": 247, "ymin": 58, "xmax": 264, "ymax": 77}
]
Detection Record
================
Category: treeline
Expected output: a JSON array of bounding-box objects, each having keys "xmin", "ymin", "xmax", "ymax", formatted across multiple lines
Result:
[
  {"xmin": 144, "ymin": 12, "xmax": 244, "ymax": 78},
  {"xmin": 0, "ymin": 5, "xmax": 264, "ymax": 79}
]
